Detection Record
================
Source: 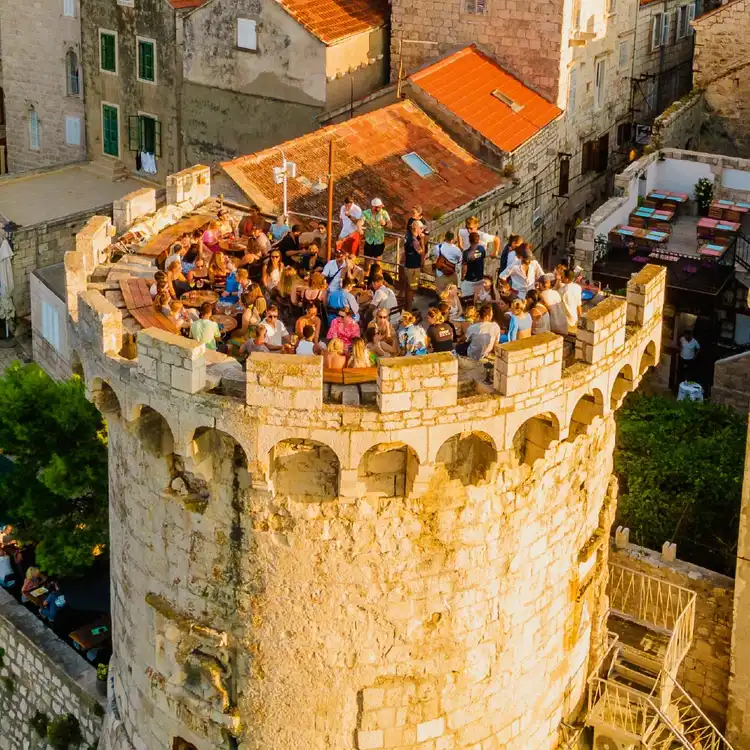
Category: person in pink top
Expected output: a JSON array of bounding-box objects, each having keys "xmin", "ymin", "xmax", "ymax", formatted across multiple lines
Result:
[
  {"xmin": 202, "ymin": 220, "xmax": 222, "ymax": 254},
  {"xmin": 327, "ymin": 306, "xmax": 360, "ymax": 351}
]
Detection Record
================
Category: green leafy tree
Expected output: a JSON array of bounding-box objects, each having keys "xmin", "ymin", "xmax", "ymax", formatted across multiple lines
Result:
[
  {"xmin": 0, "ymin": 363, "xmax": 108, "ymax": 576},
  {"xmin": 615, "ymin": 393, "xmax": 746, "ymax": 575}
]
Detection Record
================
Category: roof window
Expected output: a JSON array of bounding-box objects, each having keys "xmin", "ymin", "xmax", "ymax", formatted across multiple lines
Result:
[
  {"xmin": 402, "ymin": 152, "xmax": 434, "ymax": 177},
  {"xmin": 491, "ymin": 89, "xmax": 524, "ymax": 113}
]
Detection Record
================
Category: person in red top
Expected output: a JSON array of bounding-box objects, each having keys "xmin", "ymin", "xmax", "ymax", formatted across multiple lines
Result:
[{"xmin": 326, "ymin": 306, "xmax": 360, "ymax": 351}]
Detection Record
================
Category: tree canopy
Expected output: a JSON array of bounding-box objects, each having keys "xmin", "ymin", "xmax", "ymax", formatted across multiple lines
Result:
[
  {"xmin": 0, "ymin": 362, "xmax": 108, "ymax": 576},
  {"xmin": 614, "ymin": 393, "xmax": 747, "ymax": 576}
]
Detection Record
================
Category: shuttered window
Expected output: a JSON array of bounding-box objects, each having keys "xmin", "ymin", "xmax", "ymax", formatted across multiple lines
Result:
[
  {"xmin": 65, "ymin": 116, "xmax": 81, "ymax": 146},
  {"xmin": 100, "ymin": 31, "xmax": 117, "ymax": 73},
  {"xmin": 237, "ymin": 19, "xmax": 258, "ymax": 50},
  {"xmin": 41, "ymin": 301, "xmax": 60, "ymax": 351},
  {"xmin": 137, "ymin": 39, "xmax": 155, "ymax": 82}
]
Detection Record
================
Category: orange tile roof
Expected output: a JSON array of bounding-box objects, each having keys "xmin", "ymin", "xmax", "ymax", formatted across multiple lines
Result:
[
  {"xmin": 219, "ymin": 100, "xmax": 507, "ymax": 230},
  {"xmin": 168, "ymin": 0, "xmax": 209, "ymax": 8},
  {"xmin": 276, "ymin": 0, "xmax": 389, "ymax": 44},
  {"xmin": 409, "ymin": 45, "xmax": 562, "ymax": 153}
]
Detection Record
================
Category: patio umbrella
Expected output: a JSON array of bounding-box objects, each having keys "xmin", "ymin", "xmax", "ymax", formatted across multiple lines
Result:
[{"xmin": 0, "ymin": 237, "xmax": 14, "ymax": 337}]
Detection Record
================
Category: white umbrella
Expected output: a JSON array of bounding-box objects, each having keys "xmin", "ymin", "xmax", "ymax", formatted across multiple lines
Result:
[{"xmin": 0, "ymin": 237, "xmax": 15, "ymax": 336}]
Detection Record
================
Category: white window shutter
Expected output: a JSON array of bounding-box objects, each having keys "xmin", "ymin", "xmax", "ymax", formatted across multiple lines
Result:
[
  {"xmin": 41, "ymin": 301, "xmax": 60, "ymax": 351},
  {"xmin": 662, "ymin": 12, "xmax": 671, "ymax": 45},
  {"xmin": 652, "ymin": 14, "xmax": 662, "ymax": 49},
  {"xmin": 63, "ymin": 0, "xmax": 75, "ymax": 16},
  {"xmin": 237, "ymin": 19, "xmax": 257, "ymax": 50},
  {"xmin": 29, "ymin": 111, "xmax": 40, "ymax": 150},
  {"xmin": 65, "ymin": 116, "xmax": 81, "ymax": 146},
  {"xmin": 687, "ymin": 2, "xmax": 695, "ymax": 33}
]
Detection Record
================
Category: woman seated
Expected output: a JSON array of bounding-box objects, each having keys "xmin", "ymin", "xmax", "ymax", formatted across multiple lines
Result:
[
  {"xmin": 366, "ymin": 307, "xmax": 398, "ymax": 356},
  {"xmin": 270, "ymin": 214, "xmax": 290, "ymax": 243},
  {"xmin": 425, "ymin": 307, "xmax": 455, "ymax": 353},
  {"xmin": 503, "ymin": 298, "xmax": 533, "ymax": 343},
  {"xmin": 397, "ymin": 311, "xmax": 428, "ymax": 356},
  {"xmin": 440, "ymin": 284, "xmax": 463, "ymax": 322},
  {"xmin": 298, "ymin": 271, "xmax": 327, "ymax": 307},
  {"xmin": 347, "ymin": 337, "xmax": 375, "ymax": 368},
  {"xmin": 295, "ymin": 301, "xmax": 322, "ymax": 344},
  {"xmin": 278, "ymin": 266, "xmax": 304, "ymax": 304},
  {"xmin": 526, "ymin": 289, "xmax": 550, "ymax": 334},
  {"xmin": 166, "ymin": 300, "xmax": 197, "ymax": 331},
  {"xmin": 216, "ymin": 208, "xmax": 236, "ymax": 239},
  {"xmin": 323, "ymin": 338, "xmax": 347, "ymax": 369},
  {"xmin": 208, "ymin": 251, "xmax": 230, "ymax": 288},
  {"xmin": 327, "ymin": 306, "xmax": 360, "ymax": 351},
  {"xmin": 153, "ymin": 289, "xmax": 172, "ymax": 316},
  {"xmin": 262, "ymin": 251, "xmax": 284, "ymax": 298},
  {"xmin": 297, "ymin": 239, "xmax": 326, "ymax": 274},
  {"xmin": 222, "ymin": 267, "xmax": 250, "ymax": 304},
  {"xmin": 202, "ymin": 220, "xmax": 223, "ymax": 254},
  {"xmin": 21, "ymin": 566, "xmax": 43, "ymax": 603},
  {"xmin": 455, "ymin": 305, "xmax": 478, "ymax": 342},
  {"xmin": 473, "ymin": 276, "xmax": 499, "ymax": 307}
]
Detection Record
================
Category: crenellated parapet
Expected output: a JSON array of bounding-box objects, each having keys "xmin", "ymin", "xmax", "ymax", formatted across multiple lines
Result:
[{"xmin": 63, "ymin": 167, "xmax": 668, "ymax": 750}]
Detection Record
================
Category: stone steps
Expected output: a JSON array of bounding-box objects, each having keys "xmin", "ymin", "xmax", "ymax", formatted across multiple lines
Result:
[{"xmin": 82, "ymin": 157, "xmax": 130, "ymax": 183}]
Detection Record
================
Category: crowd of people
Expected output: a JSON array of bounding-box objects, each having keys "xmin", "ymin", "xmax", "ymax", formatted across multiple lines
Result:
[{"xmin": 147, "ymin": 199, "xmax": 587, "ymax": 369}]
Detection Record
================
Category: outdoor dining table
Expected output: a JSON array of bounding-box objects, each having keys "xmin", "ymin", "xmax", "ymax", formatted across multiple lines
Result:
[
  {"xmin": 646, "ymin": 190, "xmax": 689, "ymax": 205},
  {"xmin": 213, "ymin": 314, "xmax": 239, "ymax": 334},
  {"xmin": 696, "ymin": 217, "xmax": 741, "ymax": 240},
  {"xmin": 181, "ymin": 290, "xmax": 220, "ymax": 308},
  {"xmin": 609, "ymin": 225, "xmax": 669, "ymax": 246},
  {"xmin": 69, "ymin": 614, "xmax": 112, "ymax": 652},
  {"xmin": 629, "ymin": 207, "xmax": 675, "ymax": 229},
  {"xmin": 25, "ymin": 579, "xmax": 51, "ymax": 608},
  {"xmin": 711, "ymin": 199, "xmax": 750, "ymax": 214},
  {"xmin": 698, "ymin": 242, "xmax": 725, "ymax": 259}
]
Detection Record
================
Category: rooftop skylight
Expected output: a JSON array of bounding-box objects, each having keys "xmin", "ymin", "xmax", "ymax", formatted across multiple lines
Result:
[{"xmin": 401, "ymin": 152, "xmax": 435, "ymax": 178}]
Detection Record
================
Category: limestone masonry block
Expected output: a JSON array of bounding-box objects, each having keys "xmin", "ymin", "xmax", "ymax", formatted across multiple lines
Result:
[
  {"xmin": 76, "ymin": 215, "xmax": 113, "ymax": 275},
  {"xmin": 627, "ymin": 265, "xmax": 667, "ymax": 326},
  {"xmin": 64, "ymin": 250, "xmax": 87, "ymax": 322},
  {"xmin": 494, "ymin": 333, "xmax": 563, "ymax": 396},
  {"xmin": 137, "ymin": 328, "xmax": 206, "ymax": 393},
  {"xmin": 77, "ymin": 290, "xmax": 123, "ymax": 355},
  {"xmin": 246, "ymin": 353, "xmax": 322, "ymax": 410},
  {"xmin": 113, "ymin": 188, "xmax": 157, "ymax": 235},
  {"xmin": 166, "ymin": 165, "xmax": 211, "ymax": 207},
  {"xmin": 377, "ymin": 353, "xmax": 457, "ymax": 413}
]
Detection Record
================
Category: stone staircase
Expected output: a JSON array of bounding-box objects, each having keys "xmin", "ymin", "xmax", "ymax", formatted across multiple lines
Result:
[
  {"xmin": 583, "ymin": 564, "xmax": 734, "ymax": 750},
  {"xmin": 82, "ymin": 157, "xmax": 130, "ymax": 182}
]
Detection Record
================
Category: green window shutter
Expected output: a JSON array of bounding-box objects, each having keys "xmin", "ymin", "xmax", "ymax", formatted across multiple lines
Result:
[
  {"xmin": 139, "ymin": 41, "xmax": 155, "ymax": 82},
  {"xmin": 154, "ymin": 119, "xmax": 162, "ymax": 158},
  {"xmin": 128, "ymin": 115, "xmax": 139, "ymax": 151},
  {"xmin": 101, "ymin": 33, "xmax": 115, "ymax": 72}
]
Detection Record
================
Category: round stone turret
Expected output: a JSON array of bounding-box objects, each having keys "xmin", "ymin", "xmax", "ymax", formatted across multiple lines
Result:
[{"xmin": 65, "ymin": 170, "xmax": 667, "ymax": 750}]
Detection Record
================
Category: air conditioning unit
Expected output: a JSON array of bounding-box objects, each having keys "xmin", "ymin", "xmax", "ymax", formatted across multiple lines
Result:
[{"xmin": 593, "ymin": 727, "xmax": 639, "ymax": 750}]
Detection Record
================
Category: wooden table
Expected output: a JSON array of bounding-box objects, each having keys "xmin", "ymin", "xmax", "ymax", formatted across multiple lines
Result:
[
  {"xmin": 181, "ymin": 290, "xmax": 219, "ymax": 308},
  {"xmin": 119, "ymin": 278, "xmax": 152, "ymax": 310},
  {"xmin": 699, "ymin": 242, "xmax": 725, "ymax": 259},
  {"xmin": 646, "ymin": 190, "xmax": 689, "ymax": 205},
  {"xmin": 629, "ymin": 207, "xmax": 675, "ymax": 230},
  {"xmin": 69, "ymin": 615, "xmax": 112, "ymax": 652},
  {"xmin": 709, "ymin": 199, "xmax": 750, "ymax": 221},
  {"xmin": 218, "ymin": 238, "xmax": 247, "ymax": 254},
  {"xmin": 138, "ymin": 215, "xmax": 213, "ymax": 259},
  {"xmin": 130, "ymin": 307, "xmax": 181, "ymax": 335},
  {"xmin": 25, "ymin": 580, "xmax": 51, "ymax": 607},
  {"xmin": 609, "ymin": 225, "xmax": 670, "ymax": 246},
  {"xmin": 696, "ymin": 217, "xmax": 741, "ymax": 240},
  {"xmin": 213, "ymin": 314, "xmax": 238, "ymax": 334}
]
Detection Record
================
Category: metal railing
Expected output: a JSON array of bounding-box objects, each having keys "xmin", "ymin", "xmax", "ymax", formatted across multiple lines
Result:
[
  {"xmin": 663, "ymin": 679, "xmax": 735, "ymax": 750},
  {"xmin": 660, "ymin": 592, "xmax": 696, "ymax": 703},
  {"xmin": 736, "ymin": 232, "xmax": 750, "ymax": 273}
]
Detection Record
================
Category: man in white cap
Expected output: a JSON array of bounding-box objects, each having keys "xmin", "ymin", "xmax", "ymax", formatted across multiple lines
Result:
[{"xmin": 361, "ymin": 198, "xmax": 392, "ymax": 264}]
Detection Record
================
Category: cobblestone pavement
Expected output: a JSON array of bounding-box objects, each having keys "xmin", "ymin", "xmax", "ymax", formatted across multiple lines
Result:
[{"xmin": 0, "ymin": 342, "xmax": 24, "ymax": 375}]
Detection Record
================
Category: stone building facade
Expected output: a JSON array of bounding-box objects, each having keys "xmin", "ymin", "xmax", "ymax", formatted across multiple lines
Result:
[
  {"xmin": 0, "ymin": 0, "xmax": 87, "ymax": 174},
  {"xmin": 57, "ymin": 165, "xmax": 670, "ymax": 749},
  {"xmin": 692, "ymin": 0, "xmax": 750, "ymax": 158},
  {"xmin": 80, "ymin": 0, "xmax": 389, "ymax": 182}
]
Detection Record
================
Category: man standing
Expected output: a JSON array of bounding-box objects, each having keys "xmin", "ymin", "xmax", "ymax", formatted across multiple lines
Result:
[
  {"xmin": 539, "ymin": 276, "xmax": 567, "ymax": 335},
  {"xmin": 679, "ymin": 330, "xmax": 700, "ymax": 381},
  {"xmin": 339, "ymin": 196, "xmax": 363, "ymax": 239},
  {"xmin": 190, "ymin": 302, "xmax": 221, "ymax": 351},
  {"xmin": 560, "ymin": 269, "xmax": 582, "ymax": 330},
  {"xmin": 458, "ymin": 216, "xmax": 500, "ymax": 258},
  {"xmin": 432, "ymin": 230, "xmax": 462, "ymax": 293},
  {"xmin": 403, "ymin": 220, "xmax": 425, "ymax": 312},
  {"xmin": 361, "ymin": 198, "xmax": 392, "ymax": 262}
]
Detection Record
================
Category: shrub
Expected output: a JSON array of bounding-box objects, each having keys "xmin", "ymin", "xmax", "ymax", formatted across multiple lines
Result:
[{"xmin": 47, "ymin": 713, "xmax": 82, "ymax": 749}]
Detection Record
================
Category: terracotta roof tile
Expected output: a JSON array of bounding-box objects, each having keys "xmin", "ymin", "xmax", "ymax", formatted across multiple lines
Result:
[
  {"xmin": 168, "ymin": 0, "xmax": 209, "ymax": 8},
  {"xmin": 276, "ymin": 0, "xmax": 389, "ymax": 44},
  {"xmin": 219, "ymin": 100, "xmax": 506, "ymax": 230},
  {"xmin": 409, "ymin": 45, "xmax": 562, "ymax": 153}
]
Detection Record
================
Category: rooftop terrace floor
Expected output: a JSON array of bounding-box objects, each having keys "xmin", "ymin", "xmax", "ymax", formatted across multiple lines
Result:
[{"xmin": 0, "ymin": 164, "xmax": 151, "ymax": 228}]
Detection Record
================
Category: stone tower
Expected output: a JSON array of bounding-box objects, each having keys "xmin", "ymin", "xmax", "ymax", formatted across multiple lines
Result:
[{"xmin": 64, "ymin": 168, "xmax": 666, "ymax": 750}]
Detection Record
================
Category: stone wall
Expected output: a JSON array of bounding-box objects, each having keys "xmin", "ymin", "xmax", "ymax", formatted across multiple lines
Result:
[
  {"xmin": 693, "ymin": 0, "xmax": 750, "ymax": 158},
  {"xmin": 0, "ymin": 0, "xmax": 86, "ymax": 174},
  {"xmin": 712, "ymin": 350, "xmax": 750, "ymax": 414},
  {"xmin": 611, "ymin": 541, "xmax": 734, "ymax": 727},
  {"xmin": 0, "ymin": 587, "xmax": 105, "ymax": 749},
  {"xmin": 650, "ymin": 88, "xmax": 706, "ymax": 150},
  {"xmin": 30, "ymin": 270, "xmax": 73, "ymax": 381}
]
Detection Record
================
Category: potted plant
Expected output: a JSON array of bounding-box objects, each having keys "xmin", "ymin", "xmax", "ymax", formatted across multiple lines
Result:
[
  {"xmin": 96, "ymin": 663, "xmax": 109, "ymax": 697},
  {"xmin": 694, "ymin": 177, "xmax": 714, "ymax": 216}
]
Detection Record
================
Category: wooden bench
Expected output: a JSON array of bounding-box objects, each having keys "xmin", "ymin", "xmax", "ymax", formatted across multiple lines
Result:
[
  {"xmin": 323, "ymin": 367, "xmax": 377, "ymax": 384},
  {"xmin": 120, "ymin": 278, "xmax": 153, "ymax": 310},
  {"xmin": 130, "ymin": 306, "xmax": 181, "ymax": 335}
]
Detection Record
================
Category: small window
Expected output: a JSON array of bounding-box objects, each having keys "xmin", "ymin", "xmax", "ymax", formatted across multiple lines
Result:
[
  {"xmin": 237, "ymin": 18, "xmax": 258, "ymax": 50},
  {"xmin": 63, "ymin": 0, "xmax": 75, "ymax": 17},
  {"xmin": 595, "ymin": 59, "xmax": 606, "ymax": 110},
  {"xmin": 28, "ymin": 107, "xmax": 40, "ymax": 151},
  {"xmin": 617, "ymin": 121, "xmax": 632, "ymax": 147},
  {"xmin": 651, "ymin": 13, "xmax": 663, "ymax": 50},
  {"xmin": 567, "ymin": 68, "xmax": 577, "ymax": 113},
  {"xmin": 533, "ymin": 182, "xmax": 543, "ymax": 226},
  {"xmin": 66, "ymin": 50, "xmax": 80, "ymax": 96},
  {"xmin": 677, "ymin": 5, "xmax": 689, "ymax": 38},
  {"xmin": 619, "ymin": 40, "xmax": 629, "ymax": 69},
  {"xmin": 128, "ymin": 114, "xmax": 162, "ymax": 157},
  {"xmin": 581, "ymin": 139, "xmax": 595, "ymax": 174},
  {"xmin": 465, "ymin": 0, "xmax": 487, "ymax": 13},
  {"xmin": 558, "ymin": 158, "xmax": 570, "ymax": 197},
  {"xmin": 41, "ymin": 300, "xmax": 60, "ymax": 351},
  {"xmin": 137, "ymin": 38, "xmax": 156, "ymax": 82},
  {"xmin": 596, "ymin": 133, "xmax": 609, "ymax": 173},
  {"xmin": 402, "ymin": 152, "xmax": 434, "ymax": 178},
  {"xmin": 662, "ymin": 11, "xmax": 671, "ymax": 45},
  {"xmin": 100, "ymin": 31, "xmax": 117, "ymax": 73},
  {"xmin": 65, "ymin": 115, "xmax": 81, "ymax": 146},
  {"xmin": 687, "ymin": 2, "xmax": 695, "ymax": 34}
]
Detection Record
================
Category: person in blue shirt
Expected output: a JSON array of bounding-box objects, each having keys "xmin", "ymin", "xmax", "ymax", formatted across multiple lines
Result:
[{"xmin": 222, "ymin": 268, "xmax": 249, "ymax": 304}]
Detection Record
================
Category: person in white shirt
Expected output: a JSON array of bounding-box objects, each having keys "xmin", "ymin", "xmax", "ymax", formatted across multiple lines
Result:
[
  {"xmin": 679, "ymin": 330, "xmax": 700, "ymax": 381},
  {"xmin": 498, "ymin": 246, "xmax": 544, "ymax": 299},
  {"xmin": 560, "ymin": 269, "xmax": 583, "ymax": 329},
  {"xmin": 296, "ymin": 324, "xmax": 317, "ymax": 355},
  {"xmin": 164, "ymin": 242, "xmax": 186, "ymax": 272},
  {"xmin": 339, "ymin": 196, "xmax": 363, "ymax": 239},
  {"xmin": 431, "ymin": 230, "xmax": 463, "ymax": 292},
  {"xmin": 370, "ymin": 274, "xmax": 398, "ymax": 311},
  {"xmin": 458, "ymin": 216, "xmax": 500, "ymax": 258},
  {"xmin": 463, "ymin": 304, "xmax": 501, "ymax": 360},
  {"xmin": 539, "ymin": 276, "xmax": 568, "ymax": 335},
  {"xmin": 261, "ymin": 306, "xmax": 290, "ymax": 351},
  {"xmin": 322, "ymin": 248, "xmax": 348, "ymax": 292}
]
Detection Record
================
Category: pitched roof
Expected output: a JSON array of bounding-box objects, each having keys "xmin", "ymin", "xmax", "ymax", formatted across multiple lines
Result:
[
  {"xmin": 168, "ymin": 0, "xmax": 209, "ymax": 8},
  {"xmin": 409, "ymin": 45, "xmax": 562, "ymax": 153},
  {"xmin": 275, "ymin": 0, "xmax": 389, "ymax": 44},
  {"xmin": 219, "ymin": 100, "xmax": 507, "ymax": 230}
]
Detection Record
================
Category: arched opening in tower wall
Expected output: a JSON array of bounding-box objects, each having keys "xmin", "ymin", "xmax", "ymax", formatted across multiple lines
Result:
[
  {"xmin": 435, "ymin": 431, "xmax": 497, "ymax": 486},
  {"xmin": 511, "ymin": 413, "xmax": 560, "ymax": 466},
  {"xmin": 567, "ymin": 390, "xmax": 605, "ymax": 441},
  {"xmin": 639, "ymin": 340, "xmax": 657, "ymax": 375},
  {"xmin": 358, "ymin": 443, "xmax": 420, "ymax": 497},
  {"xmin": 90, "ymin": 379, "xmax": 121, "ymax": 418},
  {"xmin": 610, "ymin": 364, "xmax": 635, "ymax": 410},
  {"xmin": 131, "ymin": 406, "xmax": 174, "ymax": 458},
  {"xmin": 270, "ymin": 438, "xmax": 339, "ymax": 500}
]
